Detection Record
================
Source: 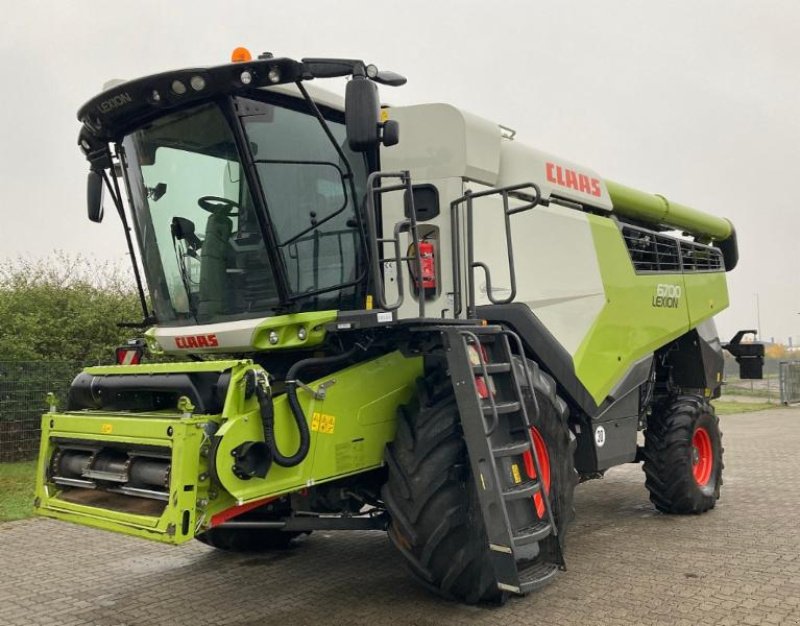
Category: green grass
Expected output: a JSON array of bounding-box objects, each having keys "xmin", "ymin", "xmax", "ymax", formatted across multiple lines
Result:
[
  {"xmin": 713, "ymin": 400, "xmax": 778, "ymax": 416},
  {"xmin": 0, "ymin": 461, "xmax": 37, "ymax": 522}
]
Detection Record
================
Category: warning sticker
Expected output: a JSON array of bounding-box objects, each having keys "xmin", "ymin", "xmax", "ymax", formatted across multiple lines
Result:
[
  {"xmin": 311, "ymin": 412, "xmax": 336, "ymax": 434},
  {"xmin": 511, "ymin": 463, "xmax": 522, "ymax": 484},
  {"xmin": 101, "ymin": 423, "xmax": 113, "ymax": 434},
  {"xmin": 335, "ymin": 439, "xmax": 365, "ymax": 472}
]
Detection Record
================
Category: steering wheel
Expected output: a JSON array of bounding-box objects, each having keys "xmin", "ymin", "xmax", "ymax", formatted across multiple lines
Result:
[{"xmin": 198, "ymin": 196, "xmax": 240, "ymax": 216}]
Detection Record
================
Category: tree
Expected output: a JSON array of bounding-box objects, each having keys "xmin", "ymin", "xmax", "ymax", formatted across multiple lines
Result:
[
  {"xmin": 765, "ymin": 342, "xmax": 790, "ymax": 361},
  {"xmin": 0, "ymin": 253, "xmax": 142, "ymax": 364}
]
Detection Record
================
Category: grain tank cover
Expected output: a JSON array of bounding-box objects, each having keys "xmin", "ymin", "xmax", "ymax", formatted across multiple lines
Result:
[{"xmin": 381, "ymin": 104, "xmax": 502, "ymax": 184}]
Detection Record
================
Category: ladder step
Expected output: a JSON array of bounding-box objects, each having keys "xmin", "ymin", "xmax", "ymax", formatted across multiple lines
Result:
[
  {"xmin": 518, "ymin": 561, "xmax": 560, "ymax": 594},
  {"xmin": 471, "ymin": 363, "xmax": 512, "ymax": 374},
  {"xmin": 502, "ymin": 481, "xmax": 542, "ymax": 500},
  {"xmin": 512, "ymin": 520, "xmax": 552, "ymax": 546},
  {"xmin": 492, "ymin": 441, "xmax": 531, "ymax": 458},
  {"xmin": 482, "ymin": 400, "xmax": 520, "ymax": 415}
]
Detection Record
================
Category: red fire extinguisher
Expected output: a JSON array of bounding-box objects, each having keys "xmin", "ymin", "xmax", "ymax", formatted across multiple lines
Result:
[
  {"xmin": 408, "ymin": 238, "xmax": 437, "ymax": 299},
  {"xmin": 418, "ymin": 240, "xmax": 436, "ymax": 291}
]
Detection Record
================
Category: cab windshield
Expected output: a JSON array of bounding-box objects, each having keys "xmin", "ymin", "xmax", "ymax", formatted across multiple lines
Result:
[{"xmin": 121, "ymin": 97, "xmax": 367, "ymax": 326}]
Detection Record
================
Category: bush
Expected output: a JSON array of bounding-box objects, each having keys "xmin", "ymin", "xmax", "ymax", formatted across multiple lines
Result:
[{"xmin": 0, "ymin": 253, "xmax": 142, "ymax": 364}]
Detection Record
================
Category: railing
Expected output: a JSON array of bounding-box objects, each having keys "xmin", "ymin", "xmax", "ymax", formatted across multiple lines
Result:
[
  {"xmin": 363, "ymin": 170, "xmax": 426, "ymax": 317},
  {"xmin": 0, "ymin": 361, "xmax": 82, "ymax": 462},
  {"xmin": 286, "ymin": 228, "xmax": 360, "ymax": 293},
  {"xmin": 779, "ymin": 361, "xmax": 800, "ymax": 405},
  {"xmin": 450, "ymin": 183, "xmax": 542, "ymax": 318}
]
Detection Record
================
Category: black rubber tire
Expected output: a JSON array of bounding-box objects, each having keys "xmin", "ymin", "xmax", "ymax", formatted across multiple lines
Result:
[
  {"xmin": 382, "ymin": 360, "xmax": 576, "ymax": 604},
  {"xmin": 196, "ymin": 526, "xmax": 305, "ymax": 552},
  {"xmin": 643, "ymin": 395, "xmax": 723, "ymax": 514},
  {"xmin": 195, "ymin": 502, "xmax": 307, "ymax": 552}
]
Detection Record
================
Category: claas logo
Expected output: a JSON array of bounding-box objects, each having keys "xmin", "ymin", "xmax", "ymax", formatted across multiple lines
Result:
[
  {"xmin": 546, "ymin": 162, "xmax": 602, "ymax": 197},
  {"xmin": 174, "ymin": 334, "xmax": 219, "ymax": 349}
]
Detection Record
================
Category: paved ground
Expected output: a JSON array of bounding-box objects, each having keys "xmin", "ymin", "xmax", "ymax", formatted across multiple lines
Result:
[{"xmin": 1, "ymin": 407, "xmax": 799, "ymax": 626}]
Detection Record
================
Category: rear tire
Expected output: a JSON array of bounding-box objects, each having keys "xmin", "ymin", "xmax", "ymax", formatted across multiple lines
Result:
[
  {"xmin": 382, "ymin": 362, "xmax": 575, "ymax": 604},
  {"xmin": 643, "ymin": 395, "xmax": 723, "ymax": 514}
]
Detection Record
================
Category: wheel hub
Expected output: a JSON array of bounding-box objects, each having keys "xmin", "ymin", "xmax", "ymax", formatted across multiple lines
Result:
[
  {"xmin": 691, "ymin": 426, "xmax": 713, "ymax": 487},
  {"xmin": 523, "ymin": 427, "xmax": 551, "ymax": 518}
]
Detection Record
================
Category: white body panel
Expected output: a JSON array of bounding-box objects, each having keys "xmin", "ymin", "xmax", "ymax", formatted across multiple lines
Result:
[
  {"xmin": 498, "ymin": 141, "xmax": 613, "ymax": 211},
  {"xmin": 469, "ymin": 188, "xmax": 606, "ymax": 356},
  {"xmin": 379, "ymin": 103, "xmax": 609, "ymax": 356},
  {"xmin": 382, "ymin": 104, "xmax": 502, "ymax": 184},
  {"xmin": 152, "ymin": 318, "xmax": 267, "ymax": 352}
]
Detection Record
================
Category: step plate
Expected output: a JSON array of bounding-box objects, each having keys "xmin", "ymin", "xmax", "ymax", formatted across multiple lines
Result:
[{"xmin": 518, "ymin": 561, "xmax": 560, "ymax": 594}]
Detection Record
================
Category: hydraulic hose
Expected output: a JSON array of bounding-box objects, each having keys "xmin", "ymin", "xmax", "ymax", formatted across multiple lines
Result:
[{"xmin": 261, "ymin": 347, "xmax": 360, "ymax": 468}]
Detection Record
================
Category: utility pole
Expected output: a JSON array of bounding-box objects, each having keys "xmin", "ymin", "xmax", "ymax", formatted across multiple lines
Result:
[{"xmin": 755, "ymin": 293, "xmax": 762, "ymax": 339}]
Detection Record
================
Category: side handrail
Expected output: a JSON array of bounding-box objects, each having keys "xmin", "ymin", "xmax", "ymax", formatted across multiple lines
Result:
[
  {"xmin": 450, "ymin": 182, "xmax": 541, "ymax": 318},
  {"xmin": 364, "ymin": 171, "xmax": 425, "ymax": 317}
]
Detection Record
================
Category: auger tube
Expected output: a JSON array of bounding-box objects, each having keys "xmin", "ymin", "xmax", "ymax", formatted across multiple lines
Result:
[{"xmin": 605, "ymin": 180, "xmax": 733, "ymax": 242}]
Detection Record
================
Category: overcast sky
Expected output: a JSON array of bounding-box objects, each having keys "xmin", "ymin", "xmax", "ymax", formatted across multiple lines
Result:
[{"xmin": 1, "ymin": 0, "xmax": 798, "ymax": 343}]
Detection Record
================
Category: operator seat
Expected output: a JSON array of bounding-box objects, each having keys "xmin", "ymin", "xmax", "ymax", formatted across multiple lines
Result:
[{"xmin": 197, "ymin": 211, "xmax": 233, "ymax": 321}]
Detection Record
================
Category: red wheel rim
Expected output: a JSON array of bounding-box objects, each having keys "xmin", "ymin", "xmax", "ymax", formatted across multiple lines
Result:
[
  {"xmin": 692, "ymin": 426, "xmax": 713, "ymax": 487},
  {"xmin": 523, "ymin": 427, "xmax": 551, "ymax": 518}
]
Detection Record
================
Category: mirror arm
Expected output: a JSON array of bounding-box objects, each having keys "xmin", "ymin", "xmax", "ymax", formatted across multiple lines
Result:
[
  {"xmin": 294, "ymin": 80, "xmax": 365, "ymax": 241},
  {"xmin": 100, "ymin": 158, "xmax": 152, "ymax": 324},
  {"xmin": 295, "ymin": 81, "xmax": 354, "ymax": 182}
]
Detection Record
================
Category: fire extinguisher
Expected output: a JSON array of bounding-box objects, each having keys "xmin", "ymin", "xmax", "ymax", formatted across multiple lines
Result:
[{"xmin": 409, "ymin": 238, "xmax": 437, "ymax": 299}]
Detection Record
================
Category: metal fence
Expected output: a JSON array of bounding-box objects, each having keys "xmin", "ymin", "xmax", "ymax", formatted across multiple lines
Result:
[
  {"xmin": 0, "ymin": 362, "xmax": 81, "ymax": 463},
  {"xmin": 779, "ymin": 361, "xmax": 800, "ymax": 405}
]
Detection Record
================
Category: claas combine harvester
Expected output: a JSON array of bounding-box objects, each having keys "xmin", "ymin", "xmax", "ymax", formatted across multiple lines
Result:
[{"xmin": 34, "ymin": 48, "xmax": 764, "ymax": 604}]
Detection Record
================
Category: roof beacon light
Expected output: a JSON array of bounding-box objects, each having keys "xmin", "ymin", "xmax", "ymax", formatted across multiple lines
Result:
[{"xmin": 231, "ymin": 47, "xmax": 252, "ymax": 63}]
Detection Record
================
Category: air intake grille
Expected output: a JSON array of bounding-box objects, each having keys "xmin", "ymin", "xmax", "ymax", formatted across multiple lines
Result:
[{"xmin": 621, "ymin": 225, "xmax": 724, "ymax": 273}]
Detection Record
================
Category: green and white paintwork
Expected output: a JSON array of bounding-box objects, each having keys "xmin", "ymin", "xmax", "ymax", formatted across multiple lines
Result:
[
  {"xmin": 35, "ymin": 353, "xmax": 421, "ymax": 544},
  {"xmin": 146, "ymin": 311, "xmax": 338, "ymax": 356},
  {"xmin": 381, "ymin": 101, "xmax": 732, "ymax": 405},
  {"xmin": 35, "ymin": 87, "xmax": 735, "ymax": 546}
]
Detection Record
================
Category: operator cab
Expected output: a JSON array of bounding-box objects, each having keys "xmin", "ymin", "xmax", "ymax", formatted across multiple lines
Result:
[
  {"xmin": 121, "ymin": 96, "xmax": 367, "ymax": 324},
  {"xmin": 79, "ymin": 53, "xmax": 403, "ymax": 328}
]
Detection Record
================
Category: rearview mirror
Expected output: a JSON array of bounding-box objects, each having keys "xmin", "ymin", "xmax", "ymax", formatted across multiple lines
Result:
[
  {"xmin": 87, "ymin": 171, "xmax": 104, "ymax": 223},
  {"xmin": 345, "ymin": 76, "xmax": 380, "ymax": 152}
]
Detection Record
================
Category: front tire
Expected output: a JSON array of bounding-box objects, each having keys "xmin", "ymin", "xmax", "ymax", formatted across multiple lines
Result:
[
  {"xmin": 382, "ymin": 362, "xmax": 575, "ymax": 604},
  {"xmin": 643, "ymin": 395, "xmax": 723, "ymax": 514},
  {"xmin": 196, "ymin": 527, "xmax": 304, "ymax": 551},
  {"xmin": 196, "ymin": 502, "xmax": 307, "ymax": 552}
]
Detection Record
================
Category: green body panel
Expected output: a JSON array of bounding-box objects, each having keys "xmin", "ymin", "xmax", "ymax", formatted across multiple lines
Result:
[
  {"xmin": 212, "ymin": 351, "xmax": 421, "ymax": 504},
  {"xmin": 573, "ymin": 215, "xmax": 729, "ymax": 404},
  {"xmin": 85, "ymin": 359, "xmax": 248, "ymax": 376},
  {"xmin": 606, "ymin": 179, "xmax": 733, "ymax": 242},
  {"xmin": 250, "ymin": 311, "xmax": 338, "ymax": 351},
  {"xmin": 683, "ymin": 271, "xmax": 729, "ymax": 322},
  {"xmin": 34, "ymin": 352, "xmax": 422, "ymax": 544},
  {"xmin": 35, "ymin": 409, "xmax": 212, "ymax": 544}
]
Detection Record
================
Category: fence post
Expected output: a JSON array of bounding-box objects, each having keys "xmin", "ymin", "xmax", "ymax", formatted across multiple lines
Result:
[{"xmin": 779, "ymin": 361, "xmax": 800, "ymax": 405}]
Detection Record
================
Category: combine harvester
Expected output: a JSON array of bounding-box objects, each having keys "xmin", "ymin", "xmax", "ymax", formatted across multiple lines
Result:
[{"xmin": 35, "ymin": 48, "xmax": 763, "ymax": 603}]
